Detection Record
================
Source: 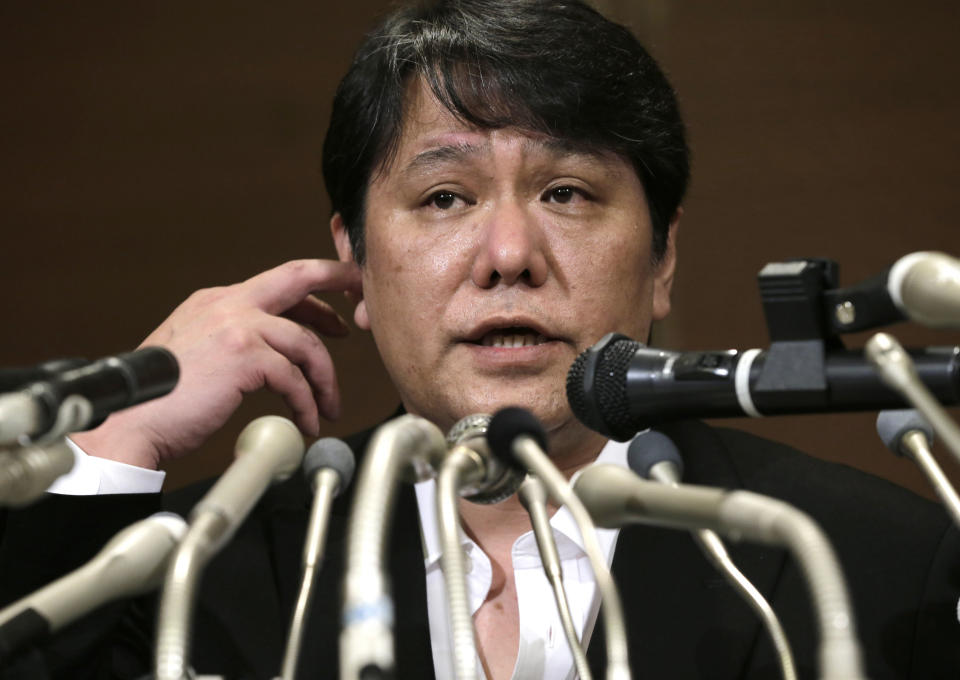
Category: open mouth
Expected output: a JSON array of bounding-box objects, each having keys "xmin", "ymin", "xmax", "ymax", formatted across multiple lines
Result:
[{"xmin": 474, "ymin": 326, "xmax": 549, "ymax": 348}]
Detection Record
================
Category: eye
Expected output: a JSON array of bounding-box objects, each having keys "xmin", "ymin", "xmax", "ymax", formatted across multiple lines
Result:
[
  {"xmin": 425, "ymin": 191, "xmax": 463, "ymax": 210},
  {"xmin": 542, "ymin": 185, "xmax": 588, "ymax": 205}
]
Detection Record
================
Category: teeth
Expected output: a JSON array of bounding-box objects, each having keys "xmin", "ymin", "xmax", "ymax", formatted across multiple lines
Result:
[{"xmin": 480, "ymin": 332, "xmax": 548, "ymax": 347}]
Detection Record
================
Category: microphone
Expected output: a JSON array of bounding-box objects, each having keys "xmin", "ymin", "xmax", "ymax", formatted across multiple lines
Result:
[
  {"xmin": 517, "ymin": 474, "xmax": 594, "ymax": 680},
  {"xmin": 876, "ymin": 409, "xmax": 960, "ymax": 529},
  {"xmin": 887, "ymin": 251, "xmax": 960, "ymax": 329},
  {"xmin": 573, "ymin": 465, "xmax": 865, "ymax": 680},
  {"xmin": 435, "ymin": 414, "xmax": 525, "ymax": 680},
  {"xmin": 627, "ymin": 431, "xmax": 797, "ymax": 680},
  {"xmin": 0, "ymin": 439, "xmax": 75, "ymax": 507},
  {"xmin": 0, "ymin": 512, "xmax": 186, "ymax": 663},
  {"xmin": 0, "ymin": 347, "xmax": 179, "ymax": 445},
  {"xmin": 487, "ymin": 407, "xmax": 632, "ymax": 680},
  {"xmin": 340, "ymin": 414, "xmax": 447, "ymax": 680},
  {"xmin": 154, "ymin": 415, "xmax": 304, "ymax": 680},
  {"xmin": 280, "ymin": 438, "xmax": 356, "ymax": 680},
  {"xmin": 0, "ymin": 358, "xmax": 90, "ymax": 393},
  {"xmin": 566, "ymin": 332, "xmax": 960, "ymax": 440}
]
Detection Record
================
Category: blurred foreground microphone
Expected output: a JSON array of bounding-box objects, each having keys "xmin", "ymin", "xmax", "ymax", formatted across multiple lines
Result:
[
  {"xmin": 487, "ymin": 407, "xmax": 632, "ymax": 680},
  {"xmin": 887, "ymin": 251, "xmax": 960, "ymax": 328},
  {"xmin": 573, "ymin": 465, "xmax": 865, "ymax": 680},
  {"xmin": 155, "ymin": 416, "xmax": 304, "ymax": 680},
  {"xmin": 341, "ymin": 414, "xmax": 446, "ymax": 680},
  {"xmin": 0, "ymin": 439, "xmax": 75, "ymax": 506},
  {"xmin": 628, "ymin": 431, "xmax": 796, "ymax": 680},
  {"xmin": 437, "ymin": 414, "xmax": 525, "ymax": 680},
  {"xmin": 0, "ymin": 347, "xmax": 178, "ymax": 445},
  {"xmin": 0, "ymin": 512, "xmax": 186, "ymax": 663},
  {"xmin": 280, "ymin": 438, "xmax": 355, "ymax": 680},
  {"xmin": 567, "ymin": 333, "xmax": 960, "ymax": 440},
  {"xmin": 877, "ymin": 409, "xmax": 960, "ymax": 529},
  {"xmin": 0, "ymin": 358, "xmax": 90, "ymax": 393}
]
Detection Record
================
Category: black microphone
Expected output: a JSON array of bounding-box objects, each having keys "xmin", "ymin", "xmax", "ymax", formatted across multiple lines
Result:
[
  {"xmin": 0, "ymin": 358, "xmax": 90, "ymax": 393},
  {"xmin": 567, "ymin": 333, "xmax": 960, "ymax": 441},
  {"xmin": 0, "ymin": 347, "xmax": 178, "ymax": 444}
]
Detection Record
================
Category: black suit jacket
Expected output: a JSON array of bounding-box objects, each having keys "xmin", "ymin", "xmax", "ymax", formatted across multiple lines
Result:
[{"xmin": 1, "ymin": 420, "xmax": 958, "ymax": 679}]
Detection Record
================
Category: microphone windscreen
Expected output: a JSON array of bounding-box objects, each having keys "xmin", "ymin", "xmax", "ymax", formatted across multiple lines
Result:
[
  {"xmin": 876, "ymin": 409, "xmax": 934, "ymax": 454},
  {"xmin": 627, "ymin": 430, "xmax": 684, "ymax": 479},
  {"xmin": 487, "ymin": 407, "xmax": 548, "ymax": 469},
  {"xmin": 303, "ymin": 437, "xmax": 355, "ymax": 494}
]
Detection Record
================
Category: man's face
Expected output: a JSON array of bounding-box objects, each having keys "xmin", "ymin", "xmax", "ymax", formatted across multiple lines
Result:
[{"xmin": 334, "ymin": 83, "xmax": 677, "ymax": 453}]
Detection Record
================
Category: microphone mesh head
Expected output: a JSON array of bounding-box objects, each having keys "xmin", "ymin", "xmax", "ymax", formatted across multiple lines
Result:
[
  {"xmin": 566, "ymin": 336, "xmax": 639, "ymax": 440},
  {"xmin": 303, "ymin": 437, "xmax": 356, "ymax": 494}
]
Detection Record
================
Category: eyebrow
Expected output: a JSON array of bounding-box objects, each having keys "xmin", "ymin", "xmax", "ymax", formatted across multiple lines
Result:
[{"xmin": 400, "ymin": 136, "xmax": 611, "ymax": 178}]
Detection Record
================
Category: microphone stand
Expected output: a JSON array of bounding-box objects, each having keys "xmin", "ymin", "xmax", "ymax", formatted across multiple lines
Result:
[{"xmin": 517, "ymin": 474, "xmax": 593, "ymax": 680}]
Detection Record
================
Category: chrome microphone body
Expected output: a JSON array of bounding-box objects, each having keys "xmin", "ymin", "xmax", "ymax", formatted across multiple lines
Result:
[
  {"xmin": 154, "ymin": 415, "xmax": 304, "ymax": 680},
  {"xmin": 340, "ymin": 414, "xmax": 446, "ymax": 680},
  {"xmin": 574, "ymin": 465, "xmax": 865, "ymax": 680},
  {"xmin": 0, "ymin": 512, "xmax": 186, "ymax": 661}
]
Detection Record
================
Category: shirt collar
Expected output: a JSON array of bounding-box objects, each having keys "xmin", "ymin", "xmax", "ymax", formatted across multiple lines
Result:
[{"xmin": 414, "ymin": 435, "xmax": 634, "ymax": 568}]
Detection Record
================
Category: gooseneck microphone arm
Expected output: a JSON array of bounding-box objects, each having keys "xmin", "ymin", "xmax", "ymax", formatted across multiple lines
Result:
[
  {"xmin": 435, "ymin": 413, "xmax": 525, "ymax": 680},
  {"xmin": 280, "ymin": 438, "xmax": 356, "ymax": 680},
  {"xmin": 340, "ymin": 414, "xmax": 447, "ymax": 680},
  {"xmin": 867, "ymin": 332, "xmax": 960, "ymax": 468},
  {"xmin": 574, "ymin": 465, "xmax": 865, "ymax": 680},
  {"xmin": 629, "ymin": 432, "xmax": 796, "ymax": 680},
  {"xmin": 517, "ymin": 474, "xmax": 593, "ymax": 680},
  {"xmin": 487, "ymin": 408, "xmax": 632, "ymax": 680},
  {"xmin": 154, "ymin": 416, "xmax": 305, "ymax": 680}
]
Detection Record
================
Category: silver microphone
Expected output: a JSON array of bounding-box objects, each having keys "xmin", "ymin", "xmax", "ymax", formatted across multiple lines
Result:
[
  {"xmin": 340, "ymin": 414, "xmax": 447, "ymax": 680},
  {"xmin": 0, "ymin": 512, "xmax": 186, "ymax": 661},
  {"xmin": 627, "ymin": 431, "xmax": 796, "ymax": 680},
  {"xmin": 888, "ymin": 251, "xmax": 960, "ymax": 328},
  {"xmin": 154, "ymin": 415, "xmax": 305, "ymax": 680},
  {"xmin": 574, "ymin": 465, "xmax": 865, "ymax": 680},
  {"xmin": 280, "ymin": 437, "xmax": 356, "ymax": 680},
  {"xmin": 0, "ymin": 438, "xmax": 75, "ymax": 507}
]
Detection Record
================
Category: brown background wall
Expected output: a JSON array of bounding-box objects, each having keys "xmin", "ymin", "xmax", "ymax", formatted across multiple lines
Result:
[{"xmin": 0, "ymin": 1, "xmax": 957, "ymax": 495}]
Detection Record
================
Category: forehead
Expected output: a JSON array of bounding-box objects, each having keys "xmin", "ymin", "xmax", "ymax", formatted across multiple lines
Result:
[{"xmin": 376, "ymin": 79, "xmax": 630, "ymax": 181}]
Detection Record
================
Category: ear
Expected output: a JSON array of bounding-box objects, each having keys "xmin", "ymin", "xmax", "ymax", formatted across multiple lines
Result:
[
  {"xmin": 651, "ymin": 208, "xmax": 681, "ymax": 321},
  {"xmin": 330, "ymin": 213, "xmax": 371, "ymax": 330}
]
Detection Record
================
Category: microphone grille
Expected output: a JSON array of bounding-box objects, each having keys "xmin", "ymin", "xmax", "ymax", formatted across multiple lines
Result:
[
  {"xmin": 566, "ymin": 334, "xmax": 638, "ymax": 441},
  {"xmin": 303, "ymin": 437, "xmax": 356, "ymax": 494},
  {"xmin": 876, "ymin": 409, "xmax": 934, "ymax": 455}
]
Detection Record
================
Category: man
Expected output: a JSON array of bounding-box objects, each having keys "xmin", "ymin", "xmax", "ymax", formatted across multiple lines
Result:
[{"xmin": 1, "ymin": 1, "xmax": 957, "ymax": 678}]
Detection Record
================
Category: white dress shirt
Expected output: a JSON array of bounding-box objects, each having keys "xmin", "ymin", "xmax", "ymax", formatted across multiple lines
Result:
[{"xmin": 53, "ymin": 436, "xmax": 631, "ymax": 680}]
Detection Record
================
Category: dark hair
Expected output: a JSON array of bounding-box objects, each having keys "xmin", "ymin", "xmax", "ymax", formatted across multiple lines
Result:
[{"xmin": 322, "ymin": 0, "xmax": 689, "ymax": 264}]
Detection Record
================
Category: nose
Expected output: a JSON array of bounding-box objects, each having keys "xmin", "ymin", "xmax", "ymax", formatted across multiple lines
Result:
[{"xmin": 470, "ymin": 201, "xmax": 549, "ymax": 289}]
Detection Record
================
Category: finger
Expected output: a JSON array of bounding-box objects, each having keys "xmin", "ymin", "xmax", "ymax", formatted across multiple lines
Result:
[
  {"xmin": 284, "ymin": 296, "xmax": 350, "ymax": 337},
  {"xmin": 250, "ymin": 347, "xmax": 321, "ymax": 436},
  {"xmin": 257, "ymin": 314, "xmax": 341, "ymax": 421},
  {"xmin": 242, "ymin": 260, "xmax": 363, "ymax": 314}
]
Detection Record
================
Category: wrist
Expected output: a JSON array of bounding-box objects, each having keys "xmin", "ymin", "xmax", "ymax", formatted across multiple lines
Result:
[{"xmin": 70, "ymin": 415, "xmax": 162, "ymax": 471}]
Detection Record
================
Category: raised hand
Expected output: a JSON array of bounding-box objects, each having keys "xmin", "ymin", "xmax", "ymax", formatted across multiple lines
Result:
[{"xmin": 71, "ymin": 259, "xmax": 363, "ymax": 470}]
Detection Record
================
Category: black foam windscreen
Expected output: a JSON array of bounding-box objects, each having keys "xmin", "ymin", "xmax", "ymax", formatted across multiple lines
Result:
[
  {"xmin": 487, "ymin": 407, "xmax": 548, "ymax": 470},
  {"xmin": 303, "ymin": 437, "xmax": 356, "ymax": 494}
]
